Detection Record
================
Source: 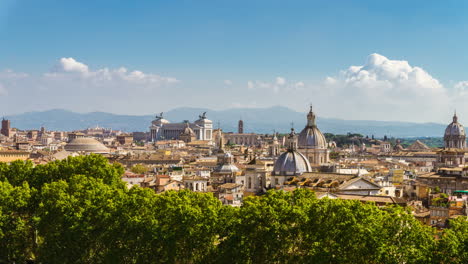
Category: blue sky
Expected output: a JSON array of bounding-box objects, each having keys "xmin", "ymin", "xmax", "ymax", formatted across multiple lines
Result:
[{"xmin": 1, "ymin": 0, "xmax": 468, "ymax": 122}]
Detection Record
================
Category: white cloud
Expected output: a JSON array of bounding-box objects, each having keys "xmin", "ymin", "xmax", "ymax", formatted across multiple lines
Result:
[
  {"xmin": 46, "ymin": 57, "xmax": 179, "ymax": 86},
  {"xmin": 2, "ymin": 53, "xmax": 468, "ymax": 123},
  {"xmin": 58, "ymin": 57, "xmax": 89, "ymax": 74},
  {"xmin": 0, "ymin": 58, "xmax": 180, "ymax": 114},
  {"xmin": 318, "ymin": 53, "xmax": 453, "ymax": 122},
  {"xmin": 276, "ymin": 77, "xmax": 286, "ymax": 86},
  {"xmin": 295, "ymin": 81, "xmax": 305, "ymax": 88}
]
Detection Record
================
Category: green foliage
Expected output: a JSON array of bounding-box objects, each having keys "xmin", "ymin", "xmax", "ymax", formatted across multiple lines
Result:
[
  {"xmin": 130, "ymin": 164, "xmax": 149, "ymax": 174},
  {"xmin": 0, "ymin": 155, "xmax": 466, "ymax": 263},
  {"xmin": 0, "ymin": 181, "xmax": 35, "ymax": 263},
  {"xmin": 214, "ymin": 189, "xmax": 436, "ymax": 264},
  {"xmin": 400, "ymin": 137, "xmax": 443, "ymax": 148},
  {"xmin": 435, "ymin": 217, "xmax": 468, "ymax": 263},
  {"xmin": 324, "ymin": 132, "xmax": 365, "ymax": 148},
  {"xmin": 329, "ymin": 151, "xmax": 340, "ymax": 160}
]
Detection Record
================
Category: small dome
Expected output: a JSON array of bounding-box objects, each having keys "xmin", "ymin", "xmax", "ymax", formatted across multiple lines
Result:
[
  {"xmin": 64, "ymin": 137, "xmax": 109, "ymax": 153},
  {"xmin": 273, "ymin": 127, "xmax": 311, "ymax": 176},
  {"xmin": 273, "ymin": 151, "xmax": 311, "ymax": 176},
  {"xmin": 298, "ymin": 106, "xmax": 327, "ymax": 149}
]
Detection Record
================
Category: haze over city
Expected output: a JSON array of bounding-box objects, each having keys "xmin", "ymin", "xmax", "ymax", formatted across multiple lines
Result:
[{"xmin": 2, "ymin": 0, "xmax": 468, "ymax": 123}]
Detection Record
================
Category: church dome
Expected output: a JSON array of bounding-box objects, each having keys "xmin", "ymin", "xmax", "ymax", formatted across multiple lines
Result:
[
  {"xmin": 445, "ymin": 113, "xmax": 465, "ymax": 137},
  {"xmin": 298, "ymin": 106, "xmax": 327, "ymax": 149},
  {"xmin": 64, "ymin": 137, "xmax": 109, "ymax": 153},
  {"xmin": 273, "ymin": 151, "xmax": 312, "ymax": 176},
  {"xmin": 273, "ymin": 128, "xmax": 312, "ymax": 176},
  {"xmin": 444, "ymin": 112, "xmax": 466, "ymax": 149}
]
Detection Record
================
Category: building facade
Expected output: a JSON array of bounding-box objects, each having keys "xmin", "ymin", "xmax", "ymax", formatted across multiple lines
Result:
[{"xmin": 149, "ymin": 112, "xmax": 213, "ymax": 142}]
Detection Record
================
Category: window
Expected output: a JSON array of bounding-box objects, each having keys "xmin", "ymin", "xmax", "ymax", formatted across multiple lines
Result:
[{"xmin": 275, "ymin": 178, "xmax": 279, "ymax": 185}]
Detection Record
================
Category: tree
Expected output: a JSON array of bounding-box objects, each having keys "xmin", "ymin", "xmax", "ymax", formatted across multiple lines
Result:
[
  {"xmin": 0, "ymin": 181, "xmax": 35, "ymax": 263},
  {"xmin": 215, "ymin": 189, "xmax": 435, "ymax": 264},
  {"xmin": 436, "ymin": 216, "xmax": 468, "ymax": 263},
  {"xmin": 130, "ymin": 164, "xmax": 149, "ymax": 174}
]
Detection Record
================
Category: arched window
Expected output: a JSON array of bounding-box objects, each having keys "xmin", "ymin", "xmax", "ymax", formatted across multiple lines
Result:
[{"xmin": 196, "ymin": 183, "xmax": 199, "ymax": 191}]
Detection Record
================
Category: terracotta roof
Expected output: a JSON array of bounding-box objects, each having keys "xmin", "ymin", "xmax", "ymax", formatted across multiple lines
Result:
[
  {"xmin": 335, "ymin": 194, "xmax": 407, "ymax": 205},
  {"xmin": 219, "ymin": 183, "xmax": 242, "ymax": 189},
  {"xmin": 406, "ymin": 140, "xmax": 430, "ymax": 151}
]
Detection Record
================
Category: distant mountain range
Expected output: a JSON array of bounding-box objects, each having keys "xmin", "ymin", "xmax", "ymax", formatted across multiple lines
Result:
[{"xmin": 5, "ymin": 107, "xmax": 447, "ymax": 138}]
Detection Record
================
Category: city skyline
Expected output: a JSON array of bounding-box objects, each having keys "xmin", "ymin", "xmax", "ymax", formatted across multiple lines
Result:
[{"xmin": 2, "ymin": 1, "xmax": 468, "ymax": 123}]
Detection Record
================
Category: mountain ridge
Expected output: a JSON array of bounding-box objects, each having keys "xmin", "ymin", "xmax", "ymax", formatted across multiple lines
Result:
[{"xmin": 4, "ymin": 107, "xmax": 447, "ymax": 138}]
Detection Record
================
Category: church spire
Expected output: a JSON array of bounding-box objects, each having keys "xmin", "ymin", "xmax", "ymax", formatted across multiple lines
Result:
[
  {"xmin": 453, "ymin": 110, "xmax": 458, "ymax": 123},
  {"xmin": 287, "ymin": 127, "xmax": 298, "ymax": 151},
  {"xmin": 307, "ymin": 105, "xmax": 316, "ymax": 127},
  {"xmin": 218, "ymin": 128, "xmax": 225, "ymax": 153}
]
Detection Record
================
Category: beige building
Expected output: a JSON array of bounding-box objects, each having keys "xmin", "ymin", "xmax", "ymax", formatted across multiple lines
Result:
[
  {"xmin": 224, "ymin": 133, "xmax": 260, "ymax": 146},
  {"xmin": 0, "ymin": 150, "xmax": 29, "ymax": 162}
]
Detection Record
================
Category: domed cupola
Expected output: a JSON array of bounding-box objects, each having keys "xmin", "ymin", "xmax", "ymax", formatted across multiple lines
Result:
[
  {"xmin": 273, "ymin": 128, "xmax": 312, "ymax": 176},
  {"xmin": 298, "ymin": 106, "xmax": 327, "ymax": 149},
  {"xmin": 444, "ymin": 111, "xmax": 466, "ymax": 149}
]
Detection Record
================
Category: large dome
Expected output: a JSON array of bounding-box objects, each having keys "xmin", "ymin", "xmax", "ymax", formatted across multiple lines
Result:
[
  {"xmin": 273, "ymin": 128, "xmax": 312, "ymax": 176},
  {"xmin": 65, "ymin": 137, "xmax": 109, "ymax": 153},
  {"xmin": 444, "ymin": 113, "xmax": 466, "ymax": 149},
  {"xmin": 298, "ymin": 106, "xmax": 327, "ymax": 149},
  {"xmin": 445, "ymin": 114, "xmax": 465, "ymax": 137},
  {"xmin": 273, "ymin": 151, "xmax": 312, "ymax": 176}
]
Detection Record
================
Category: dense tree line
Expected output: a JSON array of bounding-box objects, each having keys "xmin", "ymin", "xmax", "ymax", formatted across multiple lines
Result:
[{"xmin": 0, "ymin": 155, "xmax": 467, "ymax": 263}]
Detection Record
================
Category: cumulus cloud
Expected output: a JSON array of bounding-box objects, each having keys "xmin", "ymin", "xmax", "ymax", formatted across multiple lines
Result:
[
  {"xmin": 0, "ymin": 58, "xmax": 180, "ymax": 114},
  {"xmin": 46, "ymin": 57, "xmax": 179, "ymax": 86},
  {"xmin": 58, "ymin": 57, "xmax": 89, "ymax": 74},
  {"xmin": 276, "ymin": 77, "xmax": 286, "ymax": 86},
  {"xmin": 320, "ymin": 53, "xmax": 452, "ymax": 121}
]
